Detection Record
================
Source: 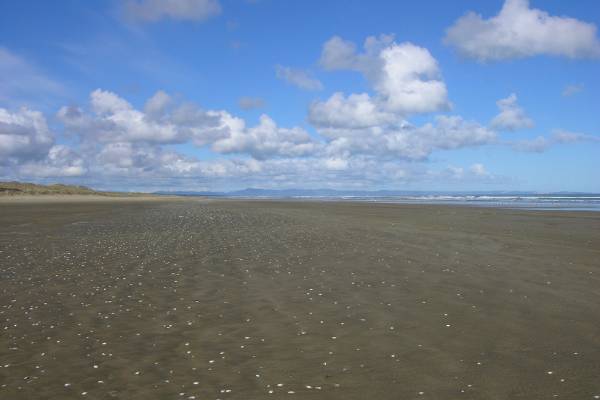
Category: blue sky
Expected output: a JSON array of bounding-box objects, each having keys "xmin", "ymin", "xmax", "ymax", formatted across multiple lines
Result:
[{"xmin": 1, "ymin": 0, "xmax": 599, "ymax": 192}]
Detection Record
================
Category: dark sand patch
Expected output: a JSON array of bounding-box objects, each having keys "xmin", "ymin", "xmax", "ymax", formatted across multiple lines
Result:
[{"xmin": 1, "ymin": 200, "xmax": 599, "ymax": 399}]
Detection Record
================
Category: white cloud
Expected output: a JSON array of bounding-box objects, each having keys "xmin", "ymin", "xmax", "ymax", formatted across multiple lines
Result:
[
  {"xmin": 376, "ymin": 42, "xmax": 449, "ymax": 114},
  {"xmin": 490, "ymin": 93, "xmax": 534, "ymax": 131},
  {"xmin": 17, "ymin": 145, "xmax": 86, "ymax": 177},
  {"xmin": 93, "ymin": 141, "xmax": 208, "ymax": 177},
  {"xmin": 510, "ymin": 136, "xmax": 551, "ymax": 152},
  {"xmin": 212, "ymin": 114, "xmax": 318, "ymax": 159},
  {"xmin": 320, "ymin": 36, "xmax": 360, "ymax": 71},
  {"xmin": 58, "ymin": 89, "xmax": 317, "ymax": 161},
  {"xmin": 0, "ymin": 107, "xmax": 54, "ymax": 162},
  {"xmin": 0, "ymin": 108, "xmax": 85, "ymax": 178},
  {"xmin": 421, "ymin": 116, "xmax": 497, "ymax": 151},
  {"xmin": 562, "ymin": 84, "xmax": 583, "ymax": 97},
  {"xmin": 311, "ymin": 36, "xmax": 490, "ymax": 162},
  {"xmin": 436, "ymin": 163, "xmax": 497, "ymax": 182},
  {"xmin": 275, "ymin": 65, "xmax": 323, "ymax": 91},
  {"xmin": 319, "ymin": 35, "xmax": 449, "ymax": 115},
  {"xmin": 308, "ymin": 92, "xmax": 398, "ymax": 130},
  {"xmin": 0, "ymin": 87, "xmax": 510, "ymax": 189},
  {"xmin": 87, "ymin": 142, "xmax": 262, "ymax": 181},
  {"xmin": 324, "ymin": 157, "xmax": 349, "ymax": 171},
  {"xmin": 144, "ymin": 90, "xmax": 172, "ymax": 116},
  {"xmin": 79, "ymin": 154, "xmax": 501, "ymax": 191},
  {"xmin": 58, "ymin": 89, "xmax": 224, "ymax": 145},
  {"xmin": 469, "ymin": 163, "xmax": 489, "ymax": 177},
  {"xmin": 445, "ymin": 0, "xmax": 600, "ymax": 61},
  {"xmin": 96, "ymin": 142, "xmax": 154, "ymax": 171},
  {"xmin": 91, "ymin": 89, "xmax": 134, "ymax": 115},
  {"xmin": 124, "ymin": 0, "xmax": 221, "ymax": 23},
  {"xmin": 443, "ymin": 165, "xmax": 466, "ymax": 180},
  {"xmin": 508, "ymin": 130, "xmax": 599, "ymax": 152},
  {"xmin": 238, "ymin": 97, "xmax": 265, "ymax": 110},
  {"xmin": 320, "ymin": 115, "xmax": 496, "ymax": 161},
  {"xmin": 320, "ymin": 34, "xmax": 394, "ymax": 78},
  {"xmin": 64, "ymin": 90, "xmax": 180, "ymax": 143},
  {"xmin": 552, "ymin": 129, "xmax": 599, "ymax": 144},
  {"xmin": 53, "ymin": 89, "xmax": 498, "ymax": 176}
]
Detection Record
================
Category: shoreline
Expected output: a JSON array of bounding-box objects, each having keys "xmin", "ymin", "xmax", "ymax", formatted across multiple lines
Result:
[{"xmin": 1, "ymin": 195, "xmax": 599, "ymax": 214}]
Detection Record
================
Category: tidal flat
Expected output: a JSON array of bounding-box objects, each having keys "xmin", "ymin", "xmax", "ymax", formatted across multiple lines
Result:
[{"xmin": 1, "ymin": 199, "xmax": 599, "ymax": 399}]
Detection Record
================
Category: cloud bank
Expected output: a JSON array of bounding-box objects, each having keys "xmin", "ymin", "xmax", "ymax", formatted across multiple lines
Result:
[
  {"xmin": 1, "ymin": 86, "xmax": 504, "ymax": 189},
  {"xmin": 2, "ymin": 29, "xmax": 596, "ymax": 191}
]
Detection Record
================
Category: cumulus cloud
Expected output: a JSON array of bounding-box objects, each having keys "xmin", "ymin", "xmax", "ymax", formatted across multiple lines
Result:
[
  {"xmin": 321, "ymin": 115, "xmax": 496, "ymax": 161},
  {"xmin": 238, "ymin": 97, "xmax": 266, "ymax": 110},
  {"xmin": 308, "ymin": 35, "xmax": 493, "ymax": 163},
  {"xmin": 320, "ymin": 36, "xmax": 359, "ymax": 71},
  {"xmin": 375, "ymin": 42, "xmax": 449, "ymax": 114},
  {"xmin": 81, "ymin": 139, "xmax": 264, "ymax": 182},
  {"xmin": 91, "ymin": 89, "xmax": 134, "ymax": 115},
  {"xmin": 444, "ymin": 0, "xmax": 600, "ymax": 61},
  {"xmin": 319, "ymin": 35, "xmax": 449, "ymax": 115},
  {"xmin": 144, "ymin": 90, "xmax": 172, "ymax": 116},
  {"xmin": 320, "ymin": 34, "xmax": 394, "ymax": 77},
  {"xmin": 490, "ymin": 93, "xmax": 534, "ymax": 131},
  {"xmin": 313, "ymin": 38, "xmax": 491, "ymax": 161},
  {"xmin": 275, "ymin": 65, "xmax": 323, "ymax": 91},
  {"xmin": 58, "ymin": 89, "xmax": 225, "ymax": 145},
  {"xmin": 96, "ymin": 142, "xmax": 158, "ymax": 172},
  {"xmin": 58, "ymin": 89, "xmax": 318, "ymax": 161},
  {"xmin": 212, "ymin": 114, "xmax": 318, "ymax": 159},
  {"xmin": 124, "ymin": 0, "xmax": 221, "ymax": 23},
  {"xmin": 0, "ymin": 107, "xmax": 54, "ymax": 162},
  {"xmin": 419, "ymin": 116, "xmax": 497, "ymax": 152},
  {"xmin": 92, "ymin": 141, "xmax": 214, "ymax": 177},
  {"xmin": 17, "ymin": 145, "xmax": 86, "ymax": 177},
  {"xmin": 308, "ymin": 92, "xmax": 398, "ymax": 130},
  {"xmin": 59, "ymin": 90, "xmax": 181, "ymax": 144},
  {"xmin": 0, "ymin": 108, "xmax": 86, "ymax": 178}
]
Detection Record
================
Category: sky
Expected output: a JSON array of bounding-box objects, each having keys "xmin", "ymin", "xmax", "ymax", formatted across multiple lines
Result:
[{"xmin": 0, "ymin": 0, "xmax": 599, "ymax": 193}]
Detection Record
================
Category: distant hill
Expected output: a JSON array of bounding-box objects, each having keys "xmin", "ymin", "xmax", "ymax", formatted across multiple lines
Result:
[{"xmin": 0, "ymin": 181, "xmax": 131, "ymax": 197}]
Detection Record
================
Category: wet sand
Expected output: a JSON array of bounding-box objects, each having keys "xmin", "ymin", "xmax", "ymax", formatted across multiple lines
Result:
[{"xmin": 1, "ymin": 199, "xmax": 599, "ymax": 399}]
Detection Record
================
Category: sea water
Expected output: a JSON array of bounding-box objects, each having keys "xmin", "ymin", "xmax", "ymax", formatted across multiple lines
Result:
[{"xmin": 232, "ymin": 194, "xmax": 600, "ymax": 212}]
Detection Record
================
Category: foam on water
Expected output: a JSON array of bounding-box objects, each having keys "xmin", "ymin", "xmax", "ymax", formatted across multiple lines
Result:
[{"xmin": 231, "ymin": 194, "xmax": 600, "ymax": 211}]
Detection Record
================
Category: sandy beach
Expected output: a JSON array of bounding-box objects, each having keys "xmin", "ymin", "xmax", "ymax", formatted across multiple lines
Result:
[{"xmin": 1, "ymin": 199, "xmax": 599, "ymax": 399}]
